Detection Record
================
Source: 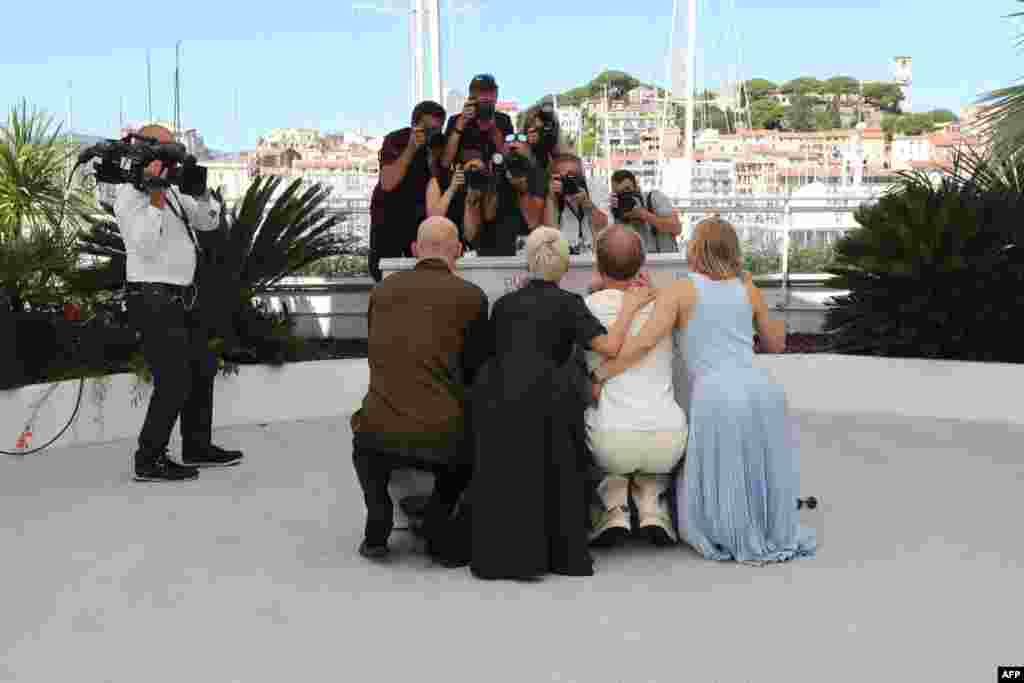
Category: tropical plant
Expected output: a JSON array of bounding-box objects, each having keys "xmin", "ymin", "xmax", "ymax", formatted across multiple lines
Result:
[
  {"xmin": 821, "ymin": 148, "xmax": 1024, "ymax": 361},
  {"xmin": 0, "ymin": 100, "xmax": 92, "ymax": 311},
  {"xmin": 293, "ymin": 253, "xmax": 369, "ymax": 278},
  {"xmin": 976, "ymin": 1, "xmax": 1024, "ymax": 156}
]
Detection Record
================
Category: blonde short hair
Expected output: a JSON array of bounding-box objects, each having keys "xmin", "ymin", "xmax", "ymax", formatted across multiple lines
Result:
[
  {"xmin": 525, "ymin": 226, "xmax": 570, "ymax": 282},
  {"xmin": 688, "ymin": 216, "xmax": 742, "ymax": 278}
]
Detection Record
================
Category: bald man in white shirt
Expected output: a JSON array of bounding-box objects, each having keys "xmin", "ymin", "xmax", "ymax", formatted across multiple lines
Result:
[{"xmin": 117, "ymin": 124, "xmax": 243, "ymax": 481}]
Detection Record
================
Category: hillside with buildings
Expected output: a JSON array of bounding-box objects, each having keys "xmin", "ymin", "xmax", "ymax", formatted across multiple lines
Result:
[{"xmin": 520, "ymin": 69, "xmax": 985, "ymax": 195}]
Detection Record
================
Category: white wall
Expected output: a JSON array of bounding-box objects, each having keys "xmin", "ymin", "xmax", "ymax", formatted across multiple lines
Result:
[{"xmin": 3, "ymin": 355, "xmax": 1021, "ymax": 457}]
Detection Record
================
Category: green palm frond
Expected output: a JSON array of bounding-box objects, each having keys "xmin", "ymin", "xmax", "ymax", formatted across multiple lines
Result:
[
  {"xmin": 0, "ymin": 99, "xmax": 90, "ymax": 241},
  {"xmin": 221, "ymin": 174, "xmax": 358, "ymax": 295},
  {"xmin": 976, "ymin": 3, "xmax": 1024, "ymax": 156}
]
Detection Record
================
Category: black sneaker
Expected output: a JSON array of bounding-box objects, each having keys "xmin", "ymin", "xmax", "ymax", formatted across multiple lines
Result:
[
  {"xmin": 182, "ymin": 444, "xmax": 244, "ymax": 468},
  {"xmin": 133, "ymin": 451, "xmax": 199, "ymax": 482},
  {"xmin": 358, "ymin": 540, "xmax": 390, "ymax": 561}
]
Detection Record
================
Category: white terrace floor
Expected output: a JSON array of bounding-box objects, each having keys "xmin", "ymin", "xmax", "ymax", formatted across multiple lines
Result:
[{"xmin": 1, "ymin": 409, "xmax": 1022, "ymax": 683}]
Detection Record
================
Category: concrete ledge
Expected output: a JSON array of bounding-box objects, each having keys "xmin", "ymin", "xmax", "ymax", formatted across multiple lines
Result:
[{"xmin": 3, "ymin": 354, "xmax": 1021, "ymax": 456}]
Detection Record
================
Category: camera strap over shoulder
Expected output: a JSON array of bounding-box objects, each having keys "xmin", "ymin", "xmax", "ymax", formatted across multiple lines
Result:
[{"xmin": 165, "ymin": 190, "xmax": 203, "ymax": 257}]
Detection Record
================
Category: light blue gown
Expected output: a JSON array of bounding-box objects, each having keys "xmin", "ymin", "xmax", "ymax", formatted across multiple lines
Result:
[{"xmin": 674, "ymin": 272, "xmax": 817, "ymax": 565}]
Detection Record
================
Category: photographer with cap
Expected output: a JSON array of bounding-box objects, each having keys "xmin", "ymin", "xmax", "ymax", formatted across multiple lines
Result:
[
  {"xmin": 115, "ymin": 124, "xmax": 243, "ymax": 481},
  {"xmin": 368, "ymin": 100, "xmax": 447, "ymax": 281},
  {"xmin": 442, "ymin": 74, "xmax": 514, "ymax": 168},
  {"xmin": 608, "ymin": 169, "xmax": 681, "ymax": 254},
  {"xmin": 544, "ymin": 153, "xmax": 610, "ymax": 254},
  {"xmin": 463, "ymin": 141, "xmax": 544, "ymax": 256}
]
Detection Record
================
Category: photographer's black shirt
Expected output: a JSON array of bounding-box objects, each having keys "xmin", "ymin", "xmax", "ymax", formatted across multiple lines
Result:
[
  {"xmin": 444, "ymin": 112, "xmax": 514, "ymax": 163},
  {"xmin": 474, "ymin": 179, "xmax": 530, "ymax": 257}
]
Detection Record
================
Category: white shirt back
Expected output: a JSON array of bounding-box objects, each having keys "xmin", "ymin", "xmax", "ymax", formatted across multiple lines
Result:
[{"xmin": 584, "ymin": 288, "xmax": 687, "ymax": 434}]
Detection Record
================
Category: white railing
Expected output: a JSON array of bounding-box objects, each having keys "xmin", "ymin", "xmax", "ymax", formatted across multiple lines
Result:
[{"xmin": 238, "ymin": 194, "xmax": 874, "ymax": 306}]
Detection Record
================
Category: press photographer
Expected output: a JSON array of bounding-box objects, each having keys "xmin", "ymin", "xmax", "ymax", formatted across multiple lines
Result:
[
  {"xmin": 442, "ymin": 74, "xmax": 514, "ymax": 168},
  {"xmin": 545, "ymin": 153, "xmax": 609, "ymax": 254},
  {"xmin": 90, "ymin": 124, "xmax": 243, "ymax": 482},
  {"xmin": 608, "ymin": 169, "xmax": 681, "ymax": 254},
  {"xmin": 369, "ymin": 100, "xmax": 447, "ymax": 281},
  {"xmin": 525, "ymin": 103, "xmax": 562, "ymax": 176},
  {"xmin": 463, "ymin": 146, "xmax": 544, "ymax": 256},
  {"xmin": 425, "ymin": 145, "xmax": 486, "ymax": 248}
]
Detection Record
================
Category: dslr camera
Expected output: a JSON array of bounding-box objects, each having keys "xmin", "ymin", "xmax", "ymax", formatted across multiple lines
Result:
[
  {"xmin": 465, "ymin": 168, "xmax": 491, "ymax": 191},
  {"xmin": 503, "ymin": 151, "xmax": 533, "ymax": 178},
  {"xmin": 560, "ymin": 175, "xmax": 581, "ymax": 196},
  {"xmin": 78, "ymin": 133, "xmax": 207, "ymax": 197},
  {"xmin": 612, "ymin": 191, "xmax": 645, "ymax": 222}
]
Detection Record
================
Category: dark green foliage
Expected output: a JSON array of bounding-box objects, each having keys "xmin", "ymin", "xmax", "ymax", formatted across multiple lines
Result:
[
  {"xmin": 822, "ymin": 148, "xmax": 1024, "ymax": 362},
  {"xmin": 862, "ymin": 82, "xmax": 904, "ymax": 113},
  {"xmin": 824, "ymin": 76, "xmax": 860, "ymax": 96},
  {"xmin": 786, "ymin": 96, "xmax": 817, "ymax": 131},
  {"xmin": 781, "ymin": 77, "xmax": 824, "ymax": 96}
]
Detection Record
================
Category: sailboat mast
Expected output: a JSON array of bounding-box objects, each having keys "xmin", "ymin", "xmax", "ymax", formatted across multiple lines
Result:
[
  {"xmin": 660, "ymin": 0, "xmax": 679, "ymax": 191},
  {"xmin": 147, "ymin": 49, "xmax": 153, "ymax": 123},
  {"xmin": 684, "ymin": 0, "xmax": 697, "ymax": 197},
  {"xmin": 174, "ymin": 40, "xmax": 181, "ymax": 137}
]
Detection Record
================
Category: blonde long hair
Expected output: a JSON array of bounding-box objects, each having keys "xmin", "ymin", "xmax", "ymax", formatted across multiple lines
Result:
[{"xmin": 687, "ymin": 215, "xmax": 743, "ymax": 278}]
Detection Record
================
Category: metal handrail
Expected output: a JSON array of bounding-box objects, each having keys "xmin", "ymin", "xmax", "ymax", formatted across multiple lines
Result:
[{"xmin": 226, "ymin": 193, "xmax": 872, "ymax": 307}]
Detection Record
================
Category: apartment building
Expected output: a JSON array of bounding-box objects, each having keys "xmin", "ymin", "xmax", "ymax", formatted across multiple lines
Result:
[
  {"xmin": 557, "ymin": 106, "xmax": 583, "ymax": 141},
  {"xmin": 261, "ymin": 128, "xmax": 321, "ymax": 148}
]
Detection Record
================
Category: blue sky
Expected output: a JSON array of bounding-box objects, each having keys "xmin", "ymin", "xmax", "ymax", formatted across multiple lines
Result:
[{"xmin": 2, "ymin": 0, "xmax": 1021, "ymax": 151}]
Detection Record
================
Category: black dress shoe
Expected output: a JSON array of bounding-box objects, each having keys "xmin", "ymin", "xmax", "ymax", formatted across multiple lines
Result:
[
  {"xmin": 400, "ymin": 495, "xmax": 432, "ymax": 519},
  {"xmin": 358, "ymin": 540, "xmax": 390, "ymax": 561},
  {"xmin": 182, "ymin": 444, "xmax": 244, "ymax": 468}
]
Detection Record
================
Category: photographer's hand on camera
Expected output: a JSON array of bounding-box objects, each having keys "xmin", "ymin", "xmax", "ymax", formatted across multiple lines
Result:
[
  {"xmin": 622, "ymin": 204, "xmax": 652, "ymax": 223},
  {"xmin": 548, "ymin": 175, "xmax": 563, "ymax": 198},
  {"xmin": 449, "ymin": 166, "xmax": 466, "ymax": 194},
  {"xmin": 458, "ymin": 98, "xmax": 476, "ymax": 131},
  {"xmin": 148, "ymin": 166, "xmax": 168, "ymax": 209}
]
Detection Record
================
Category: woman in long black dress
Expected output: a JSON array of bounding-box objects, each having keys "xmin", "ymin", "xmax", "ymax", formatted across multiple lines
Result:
[{"xmin": 469, "ymin": 227, "xmax": 654, "ymax": 580}]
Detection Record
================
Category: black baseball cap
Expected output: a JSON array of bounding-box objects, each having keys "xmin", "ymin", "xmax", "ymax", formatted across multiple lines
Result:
[{"xmin": 469, "ymin": 73, "xmax": 498, "ymax": 92}]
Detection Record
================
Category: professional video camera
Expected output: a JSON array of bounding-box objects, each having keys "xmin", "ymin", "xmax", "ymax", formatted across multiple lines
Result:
[
  {"xmin": 612, "ymin": 191, "xmax": 645, "ymax": 222},
  {"xmin": 77, "ymin": 133, "xmax": 208, "ymax": 197}
]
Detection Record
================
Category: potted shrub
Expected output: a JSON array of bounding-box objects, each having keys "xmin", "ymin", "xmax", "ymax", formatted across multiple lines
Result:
[
  {"xmin": 0, "ymin": 101, "xmax": 92, "ymax": 388},
  {"xmin": 822, "ymin": 147, "xmax": 1024, "ymax": 362}
]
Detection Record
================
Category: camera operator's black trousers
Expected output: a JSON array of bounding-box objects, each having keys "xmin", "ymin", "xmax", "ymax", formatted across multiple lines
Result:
[{"xmin": 128, "ymin": 287, "xmax": 218, "ymax": 456}]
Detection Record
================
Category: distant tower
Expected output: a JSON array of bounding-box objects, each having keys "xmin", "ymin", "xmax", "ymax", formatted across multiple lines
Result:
[{"xmin": 893, "ymin": 56, "xmax": 912, "ymax": 112}]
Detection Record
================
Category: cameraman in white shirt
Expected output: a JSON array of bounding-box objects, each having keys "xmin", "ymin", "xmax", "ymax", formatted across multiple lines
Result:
[{"xmin": 115, "ymin": 124, "xmax": 243, "ymax": 482}]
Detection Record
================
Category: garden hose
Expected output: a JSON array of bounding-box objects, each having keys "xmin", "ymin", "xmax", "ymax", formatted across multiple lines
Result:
[{"xmin": 1, "ymin": 157, "xmax": 105, "ymax": 457}]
